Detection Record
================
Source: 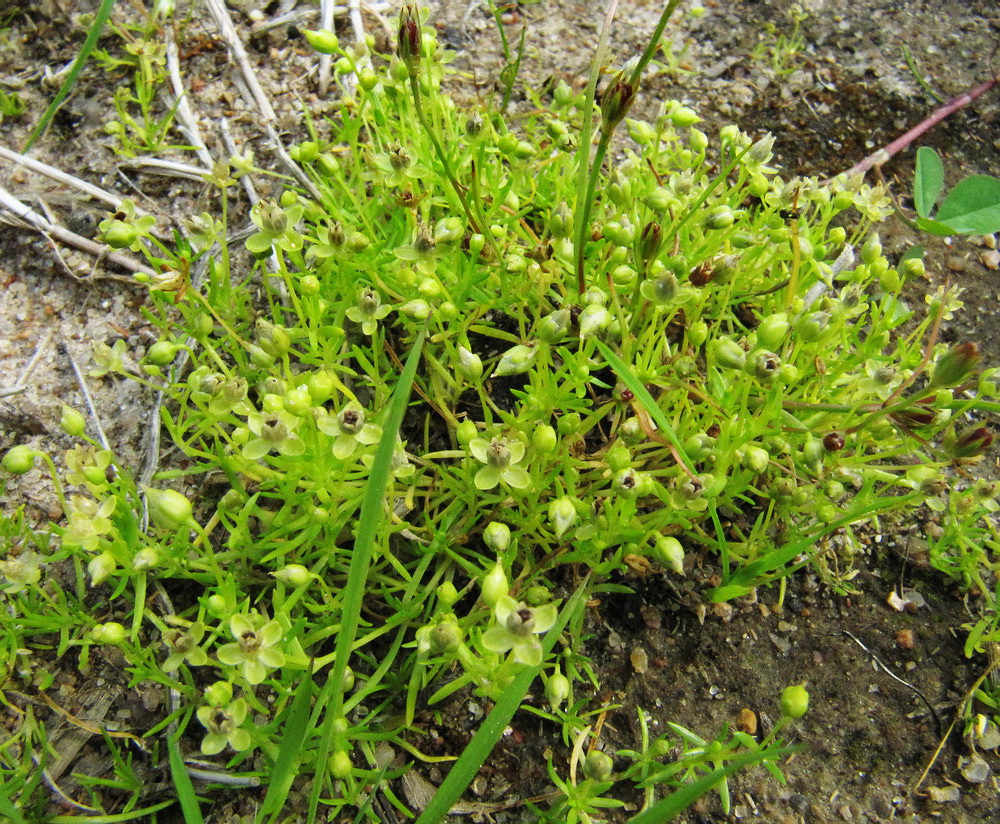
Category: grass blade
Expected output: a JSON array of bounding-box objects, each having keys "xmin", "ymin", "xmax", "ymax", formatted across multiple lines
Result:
[
  {"xmin": 23, "ymin": 0, "xmax": 117, "ymax": 151},
  {"xmin": 167, "ymin": 731, "xmax": 205, "ymax": 824},
  {"xmin": 307, "ymin": 328, "xmax": 427, "ymax": 822},
  {"xmin": 627, "ymin": 746, "xmax": 800, "ymax": 824},
  {"xmin": 256, "ymin": 665, "xmax": 316, "ymax": 823},
  {"xmin": 414, "ymin": 576, "xmax": 590, "ymax": 824},
  {"xmin": 594, "ymin": 339, "xmax": 694, "ymax": 476}
]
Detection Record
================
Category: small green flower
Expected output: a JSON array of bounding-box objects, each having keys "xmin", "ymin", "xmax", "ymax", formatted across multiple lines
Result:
[
  {"xmin": 196, "ymin": 697, "xmax": 251, "ymax": 755},
  {"xmin": 245, "ymin": 199, "xmax": 304, "ymax": 254},
  {"xmin": 216, "ymin": 613, "xmax": 286, "ymax": 684},
  {"xmin": 373, "ymin": 145, "xmax": 429, "ymax": 188},
  {"xmin": 64, "ymin": 445, "xmax": 113, "ymax": 490},
  {"xmin": 243, "ymin": 410, "xmax": 305, "ymax": 460},
  {"xmin": 63, "ymin": 495, "xmax": 117, "ymax": 551},
  {"xmin": 89, "ymin": 339, "xmax": 129, "ymax": 378},
  {"xmin": 345, "ymin": 287, "xmax": 392, "ymax": 335},
  {"xmin": 318, "ymin": 402, "xmax": 382, "ymax": 460},
  {"xmin": 481, "ymin": 595, "xmax": 559, "ymax": 666},
  {"xmin": 857, "ymin": 359, "xmax": 905, "ymax": 400},
  {"xmin": 162, "ymin": 622, "xmax": 209, "ymax": 672},
  {"xmin": 97, "ymin": 199, "xmax": 156, "ymax": 254},
  {"xmin": 0, "ymin": 550, "xmax": 42, "ymax": 593},
  {"xmin": 469, "ymin": 437, "xmax": 530, "ymax": 490}
]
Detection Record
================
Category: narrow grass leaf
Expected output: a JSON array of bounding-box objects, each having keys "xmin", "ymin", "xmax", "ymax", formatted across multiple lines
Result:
[
  {"xmin": 49, "ymin": 798, "xmax": 176, "ymax": 823},
  {"xmin": 167, "ymin": 732, "xmax": 205, "ymax": 824},
  {"xmin": 23, "ymin": 0, "xmax": 117, "ymax": 151},
  {"xmin": 0, "ymin": 793, "xmax": 27, "ymax": 824},
  {"xmin": 256, "ymin": 665, "xmax": 316, "ymax": 824},
  {"xmin": 414, "ymin": 576, "xmax": 590, "ymax": 824},
  {"xmin": 594, "ymin": 339, "xmax": 694, "ymax": 476},
  {"xmin": 627, "ymin": 746, "xmax": 799, "ymax": 824},
  {"xmin": 307, "ymin": 328, "xmax": 427, "ymax": 823}
]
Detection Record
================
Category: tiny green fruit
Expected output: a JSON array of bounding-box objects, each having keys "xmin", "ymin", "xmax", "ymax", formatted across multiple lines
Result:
[{"xmin": 780, "ymin": 684, "xmax": 810, "ymax": 718}]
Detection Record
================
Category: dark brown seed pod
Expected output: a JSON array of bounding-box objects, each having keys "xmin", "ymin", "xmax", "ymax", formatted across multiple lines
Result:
[{"xmin": 823, "ymin": 432, "xmax": 845, "ymax": 451}]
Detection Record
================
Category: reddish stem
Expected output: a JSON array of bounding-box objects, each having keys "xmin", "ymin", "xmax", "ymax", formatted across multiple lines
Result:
[{"xmin": 835, "ymin": 76, "xmax": 997, "ymax": 180}]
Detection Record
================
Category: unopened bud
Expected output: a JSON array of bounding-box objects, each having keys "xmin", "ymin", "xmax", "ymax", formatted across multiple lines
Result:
[
  {"xmin": 483, "ymin": 522, "xmax": 511, "ymax": 552},
  {"xmin": 548, "ymin": 496, "xmax": 577, "ymax": 538},
  {"xmin": 397, "ymin": 4, "xmax": 421, "ymax": 77},
  {"xmin": 600, "ymin": 72, "xmax": 636, "ymax": 131},
  {"xmin": 145, "ymin": 487, "xmax": 194, "ymax": 531},
  {"xmin": 929, "ymin": 342, "xmax": 981, "ymax": 389},
  {"xmin": 481, "ymin": 559, "xmax": 509, "ymax": 605},
  {"xmin": 303, "ymin": 28, "xmax": 339, "ymax": 54}
]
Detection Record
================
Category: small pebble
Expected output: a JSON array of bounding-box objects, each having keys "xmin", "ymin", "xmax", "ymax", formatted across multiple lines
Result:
[
  {"xmin": 896, "ymin": 628, "xmax": 916, "ymax": 650},
  {"xmin": 980, "ymin": 249, "xmax": 999, "ymax": 270},
  {"xmin": 630, "ymin": 646, "xmax": 649, "ymax": 674},
  {"xmin": 945, "ymin": 254, "xmax": 966, "ymax": 272},
  {"xmin": 735, "ymin": 707, "xmax": 758, "ymax": 735}
]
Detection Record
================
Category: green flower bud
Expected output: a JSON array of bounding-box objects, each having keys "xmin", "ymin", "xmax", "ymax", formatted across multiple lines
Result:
[
  {"xmin": 688, "ymin": 321, "xmax": 709, "ymax": 347},
  {"xmin": 802, "ymin": 437, "xmax": 824, "ymax": 468},
  {"xmin": 146, "ymin": 340, "xmax": 181, "ymax": 366},
  {"xmin": 483, "ymin": 522, "xmax": 511, "ymax": 553},
  {"xmin": 780, "ymin": 684, "xmax": 810, "ymax": 718},
  {"xmin": 602, "ymin": 440, "xmax": 631, "ymax": 471},
  {"xmin": 861, "ymin": 232, "xmax": 882, "ymax": 265},
  {"xmin": 400, "ymin": 299, "xmax": 431, "ymax": 320},
  {"xmin": 437, "ymin": 581, "xmax": 459, "ymax": 608},
  {"xmin": 710, "ymin": 337, "xmax": 746, "ymax": 370},
  {"xmin": 132, "ymin": 546, "xmax": 159, "ymax": 571},
  {"xmin": 795, "ymin": 311, "xmax": 829, "ymax": 342},
  {"xmin": 3, "ymin": 445, "xmax": 37, "ymax": 475},
  {"xmin": 742, "ymin": 445, "xmax": 770, "ymax": 474},
  {"xmin": 688, "ymin": 127, "xmax": 708, "ymax": 153},
  {"xmin": 756, "ymin": 313, "xmax": 790, "ymax": 350},
  {"xmin": 546, "ymin": 670, "xmax": 570, "ymax": 710},
  {"xmin": 358, "ymin": 68, "xmax": 378, "ymax": 91},
  {"xmin": 553, "ymin": 81, "xmax": 573, "ymax": 106},
  {"xmin": 536, "ymin": 308, "xmax": 571, "ymax": 343},
  {"xmin": 669, "ymin": 105, "xmax": 700, "ymax": 127},
  {"xmin": 457, "ymin": 346, "xmax": 484, "ymax": 381},
  {"xmin": 900, "ymin": 257, "xmax": 925, "ymax": 279},
  {"xmin": 929, "ymin": 342, "xmax": 981, "ymax": 389},
  {"xmin": 578, "ymin": 303, "xmax": 612, "ymax": 338},
  {"xmin": 92, "ymin": 621, "xmax": 126, "ymax": 645},
  {"xmin": 532, "ymin": 424, "xmax": 557, "ymax": 453},
  {"xmin": 60, "ymin": 405, "xmax": 86, "ymax": 437},
  {"xmin": 493, "ymin": 344, "xmax": 538, "ymax": 377},
  {"xmin": 582, "ymin": 750, "xmax": 614, "ymax": 782},
  {"xmin": 102, "ymin": 220, "xmax": 138, "ymax": 249},
  {"xmin": 273, "ymin": 564, "xmax": 312, "ymax": 587},
  {"xmin": 481, "ymin": 559, "xmax": 509, "ymax": 606},
  {"xmin": 329, "ymin": 749, "xmax": 353, "ymax": 779},
  {"xmin": 649, "ymin": 535, "xmax": 682, "ymax": 574},
  {"xmin": 284, "ymin": 387, "xmax": 312, "ymax": 417},
  {"xmin": 548, "ymin": 496, "xmax": 578, "ymax": 538},
  {"xmin": 304, "ymin": 28, "xmax": 340, "ymax": 54},
  {"xmin": 88, "ymin": 551, "xmax": 117, "ymax": 586},
  {"xmin": 705, "ymin": 205, "xmax": 735, "ymax": 230},
  {"xmin": 145, "ymin": 487, "xmax": 194, "ymax": 531},
  {"xmin": 747, "ymin": 174, "xmax": 770, "ymax": 198},
  {"xmin": 645, "ymin": 187, "xmax": 675, "ymax": 212},
  {"xmin": 456, "ymin": 420, "xmax": 478, "ymax": 445},
  {"xmin": 346, "ymin": 232, "xmax": 370, "ymax": 252}
]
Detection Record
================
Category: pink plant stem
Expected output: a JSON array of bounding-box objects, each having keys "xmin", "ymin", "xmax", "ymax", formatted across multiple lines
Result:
[{"xmin": 838, "ymin": 76, "xmax": 997, "ymax": 179}]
